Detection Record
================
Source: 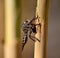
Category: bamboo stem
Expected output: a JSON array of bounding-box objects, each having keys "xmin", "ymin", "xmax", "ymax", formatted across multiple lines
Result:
[
  {"xmin": 4, "ymin": 0, "xmax": 16, "ymax": 58},
  {"xmin": 34, "ymin": 0, "xmax": 48, "ymax": 58}
]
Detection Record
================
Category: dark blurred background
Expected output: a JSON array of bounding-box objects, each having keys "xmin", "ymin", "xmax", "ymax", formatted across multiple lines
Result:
[
  {"xmin": 0, "ymin": 0, "xmax": 60, "ymax": 58},
  {"xmin": 48, "ymin": 0, "xmax": 60, "ymax": 58}
]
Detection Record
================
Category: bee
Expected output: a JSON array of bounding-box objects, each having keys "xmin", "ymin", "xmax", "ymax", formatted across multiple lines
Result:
[{"xmin": 22, "ymin": 16, "xmax": 41, "ymax": 50}]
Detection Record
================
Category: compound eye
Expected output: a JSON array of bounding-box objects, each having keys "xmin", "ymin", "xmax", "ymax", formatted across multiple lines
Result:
[
  {"xmin": 26, "ymin": 21, "xmax": 28, "ymax": 22},
  {"xmin": 26, "ymin": 19, "xmax": 30, "ymax": 22}
]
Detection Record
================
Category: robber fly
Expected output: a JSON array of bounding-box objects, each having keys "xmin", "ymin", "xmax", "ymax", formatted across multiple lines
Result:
[{"xmin": 22, "ymin": 16, "xmax": 41, "ymax": 50}]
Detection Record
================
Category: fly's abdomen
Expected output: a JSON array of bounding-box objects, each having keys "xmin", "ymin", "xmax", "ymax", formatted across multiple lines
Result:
[{"xmin": 22, "ymin": 34, "xmax": 28, "ymax": 50}]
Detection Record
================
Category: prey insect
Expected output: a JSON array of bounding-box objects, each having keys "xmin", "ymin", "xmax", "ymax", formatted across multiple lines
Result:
[{"xmin": 22, "ymin": 16, "xmax": 41, "ymax": 50}]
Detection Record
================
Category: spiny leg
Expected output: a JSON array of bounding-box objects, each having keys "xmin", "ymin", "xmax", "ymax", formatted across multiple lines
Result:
[
  {"xmin": 29, "ymin": 35, "xmax": 36, "ymax": 42},
  {"xmin": 29, "ymin": 30, "xmax": 40, "ymax": 42},
  {"xmin": 29, "ymin": 30, "xmax": 36, "ymax": 42},
  {"xmin": 29, "ymin": 35, "xmax": 40, "ymax": 42}
]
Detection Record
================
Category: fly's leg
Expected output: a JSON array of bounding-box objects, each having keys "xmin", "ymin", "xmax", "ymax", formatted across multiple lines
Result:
[
  {"xmin": 29, "ymin": 30, "xmax": 40, "ymax": 42},
  {"xmin": 30, "ymin": 35, "xmax": 40, "ymax": 42},
  {"xmin": 34, "ymin": 36, "xmax": 40, "ymax": 42},
  {"xmin": 29, "ymin": 30, "xmax": 36, "ymax": 42}
]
